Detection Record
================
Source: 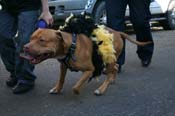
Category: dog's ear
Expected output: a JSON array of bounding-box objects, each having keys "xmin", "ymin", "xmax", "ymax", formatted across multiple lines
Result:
[{"xmin": 56, "ymin": 31, "xmax": 71, "ymax": 52}]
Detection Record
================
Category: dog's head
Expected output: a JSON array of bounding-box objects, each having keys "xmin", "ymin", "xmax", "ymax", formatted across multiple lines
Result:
[{"xmin": 21, "ymin": 29, "xmax": 71, "ymax": 64}]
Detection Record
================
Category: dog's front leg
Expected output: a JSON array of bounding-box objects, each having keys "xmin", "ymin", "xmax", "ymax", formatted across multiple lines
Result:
[
  {"xmin": 94, "ymin": 71, "xmax": 117, "ymax": 96},
  {"xmin": 50, "ymin": 63, "xmax": 67, "ymax": 94},
  {"xmin": 72, "ymin": 71, "xmax": 93, "ymax": 95}
]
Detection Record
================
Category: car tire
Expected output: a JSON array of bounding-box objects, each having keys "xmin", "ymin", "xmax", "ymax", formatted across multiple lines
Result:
[
  {"xmin": 160, "ymin": 1, "xmax": 175, "ymax": 30},
  {"xmin": 92, "ymin": 1, "xmax": 106, "ymax": 24}
]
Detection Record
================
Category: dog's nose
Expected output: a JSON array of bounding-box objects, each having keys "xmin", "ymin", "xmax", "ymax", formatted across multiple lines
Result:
[{"xmin": 23, "ymin": 44, "xmax": 30, "ymax": 52}]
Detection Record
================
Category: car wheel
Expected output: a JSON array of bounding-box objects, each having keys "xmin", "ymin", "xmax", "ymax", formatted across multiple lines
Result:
[
  {"xmin": 92, "ymin": 1, "xmax": 106, "ymax": 24},
  {"xmin": 160, "ymin": 1, "xmax": 175, "ymax": 30}
]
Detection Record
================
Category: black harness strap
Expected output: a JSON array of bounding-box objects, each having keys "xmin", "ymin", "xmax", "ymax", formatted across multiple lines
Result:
[
  {"xmin": 69, "ymin": 33, "xmax": 77, "ymax": 61},
  {"xmin": 58, "ymin": 33, "xmax": 78, "ymax": 71}
]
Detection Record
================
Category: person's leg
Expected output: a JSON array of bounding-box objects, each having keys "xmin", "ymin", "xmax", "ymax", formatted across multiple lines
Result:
[
  {"xmin": 0, "ymin": 10, "xmax": 18, "ymax": 87},
  {"xmin": 129, "ymin": 0, "xmax": 154, "ymax": 66},
  {"xmin": 106, "ymin": 0, "xmax": 128, "ymax": 72},
  {"xmin": 13, "ymin": 10, "xmax": 39, "ymax": 94},
  {"xmin": 106, "ymin": 0, "xmax": 127, "ymax": 31}
]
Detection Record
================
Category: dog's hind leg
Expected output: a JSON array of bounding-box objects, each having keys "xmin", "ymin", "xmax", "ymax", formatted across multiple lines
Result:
[
  {"xmin": 50, "ymin": 63, "xmax": 67, "ymax": 94},
  {"xmin": 94, "ymin": 64, "xmax": 118, "ymax": 95},
  {"xmin": 72, "ymin": 70, "xmax": 93, "ymax": 95}
]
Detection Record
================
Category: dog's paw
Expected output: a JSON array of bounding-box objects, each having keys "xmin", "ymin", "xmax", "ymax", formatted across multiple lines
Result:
[
  {"xmin": 72, "ymin": 87, "xmax": 80, "ymax": 95},
  {"xmin": 94, "ymin": 89, "xmax": 102, "ymax": 96},
  {"xmin": 49, "ymin": 88, "xmax": 60, "ymax": 94},
  {"xmin": 110, "ymin": 80, "xmax": 116, "ymax": 85}
]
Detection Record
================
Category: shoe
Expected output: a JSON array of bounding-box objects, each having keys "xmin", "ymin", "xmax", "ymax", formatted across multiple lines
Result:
[
  {"xmin": 6, "ymin": 78, "xmax": 17, "ymax": 87},
  {"xmin": 141, "ymin": 60, "xmax": 151, "ymax": 67},
  {"xmin": 12, "ymin": 82, "xmax": 34, "ymax": 94}
]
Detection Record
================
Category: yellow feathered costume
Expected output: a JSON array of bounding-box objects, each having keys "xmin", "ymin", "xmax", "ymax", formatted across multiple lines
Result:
[{"xmin": 91, "ymin": 25, "xmax": 116, "ymax": 64}]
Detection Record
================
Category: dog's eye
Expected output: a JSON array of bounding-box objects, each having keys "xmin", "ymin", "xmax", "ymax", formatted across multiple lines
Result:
[{"xmin": 39, "ymin": 38, "xmax": 45, "ymax": 42}]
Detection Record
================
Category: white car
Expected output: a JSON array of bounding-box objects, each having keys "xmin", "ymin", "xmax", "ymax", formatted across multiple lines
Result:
[{"xmin": 149, "ymin": 0, "xmax": 175, "ymax": 29}]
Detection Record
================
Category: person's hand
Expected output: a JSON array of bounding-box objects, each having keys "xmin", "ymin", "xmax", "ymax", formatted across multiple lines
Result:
[{"xmin": 39, "ymin": 11, "xmax": 53, "ymax": 26}]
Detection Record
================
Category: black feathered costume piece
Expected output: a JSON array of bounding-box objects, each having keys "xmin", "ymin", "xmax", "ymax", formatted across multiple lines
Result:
[{"xmin": 60, "ymin": 12, "xmax": 98, "ymax": 37}]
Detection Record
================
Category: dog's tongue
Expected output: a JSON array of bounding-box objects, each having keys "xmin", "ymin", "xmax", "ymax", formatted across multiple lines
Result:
[
  {"xmin": 20, "ymin": 53, "xmax": 41, "ymax": 64},
  {"xmin": 20, "ymin": 53, "xmax": 34, "ymax": 61},
  {"xmin": 31, "ymin": 59, "xmax": 38, "ymax": 64}
]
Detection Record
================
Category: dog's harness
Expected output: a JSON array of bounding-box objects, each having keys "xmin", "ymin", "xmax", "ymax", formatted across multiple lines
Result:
[
  {"xmin": 58, "ymin": 33, "xmax": 78, "ymax": 71},
  {"xmin": 58, "ymin": 33, "xmax": 104, "ymax": 82}
]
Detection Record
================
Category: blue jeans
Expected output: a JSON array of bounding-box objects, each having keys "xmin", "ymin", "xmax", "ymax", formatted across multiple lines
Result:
[
  {"xmin": 0, "ymin": 10, "xmax": 39, "ymax": 84},
  {"xmin": 106, "ymin": 0, "xmax": 154, "ymax": 65}
]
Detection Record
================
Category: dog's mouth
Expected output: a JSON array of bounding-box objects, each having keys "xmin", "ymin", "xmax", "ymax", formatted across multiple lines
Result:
[{"xmin": 20, "ymin": 52, "xmax": 53, "ymax": 64}]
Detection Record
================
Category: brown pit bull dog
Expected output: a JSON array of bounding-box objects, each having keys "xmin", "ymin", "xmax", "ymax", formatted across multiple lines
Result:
[{"xmin": 22, "ymin": 28, "xmax": 151, "ymax": 95}]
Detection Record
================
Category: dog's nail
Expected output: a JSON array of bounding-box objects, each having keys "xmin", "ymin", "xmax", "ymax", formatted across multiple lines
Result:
[
  {"xmin": 110, "ymin": 81, "xmax": 115, "ymax": 85},
  {"xmin": 49, "ymin": 88, "xmax": 58, "ymax": 94},
  {"xmin": 94, "ymin": 89, "xmax": 102, "ymax": 96}
]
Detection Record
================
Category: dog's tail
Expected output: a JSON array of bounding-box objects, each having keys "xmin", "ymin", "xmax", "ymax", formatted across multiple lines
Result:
[{"xmin": 119, "ymin": 32, "xmax": 152, "ymax": 46}]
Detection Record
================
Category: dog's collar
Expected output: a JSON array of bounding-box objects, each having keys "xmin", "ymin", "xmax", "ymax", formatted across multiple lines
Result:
[{"xmin": 58, "ymin": 33, "xmax": 78, "ymax": 71}]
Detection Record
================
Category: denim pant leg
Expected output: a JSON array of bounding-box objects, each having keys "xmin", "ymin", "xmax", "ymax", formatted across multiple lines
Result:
[
  {"xmin": 106, "ymin": 0, "xmax": 128, "ymax": 65},
  {"xmin": 0, "ymin": 10, "xmax": 17, "ymax": 78},
  {"xmin": 16, "ymin": 11, "xmax": 39, "ymax": 84},
  {"xmin": 129, "ymin": 0, "xmax": 154, "ymax": 61}
]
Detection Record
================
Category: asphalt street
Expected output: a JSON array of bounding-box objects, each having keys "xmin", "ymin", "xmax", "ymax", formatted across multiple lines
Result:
[{"xmin": 0, "ymin": 29, "xmax": 175, "ymax": 116}]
